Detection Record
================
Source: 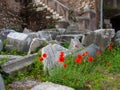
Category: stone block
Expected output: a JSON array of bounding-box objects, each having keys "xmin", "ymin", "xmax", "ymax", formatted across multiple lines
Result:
[
  {"xmin": 28, "ymin": 38, "xmax": 47, "ymax": 55},
  {"xmin": 0, "ymin": 39, "xmax": 3, "ymax": 51},
  {"xmin": 0, "ymin": 55, "xmax": 23, "ymax": 61},
  {"xmin": 41, "ymin": 44, "xmax": 70, "ymax": 74},
  {"xmin": 6, "ymin": 32, "xmax": 33, "ymax": 52},
  {"xmin": 74, "ymin": 44, "xmax": 101, "ymax": 58},
  {"xmin": 69, "ymin": 38, "xmax": 83, "ymax": 50},
  {"xmin": 0, "ymin": 29, "xmax": 15, "ymax": 41},
  {"xmin": 1, "ymin": 53, "xmax": 37, "ymax": 74},
  {"xmin": 38, "ymin": 31, "xmax": 52, "ymax": 41},
  {"xmin": 82, "ymin": 29, "xmax": 115, "ymax": 50},
  {"xmin": 114, "ymin": 30, "xmax": 120, "ymax": 46},
  {"xmin": 31, "ymin": 82, "xmax": 75, "ymax": 90},
  {"xmin": 0, "ymin": 74, "xmax": 5, "ymax": 90}
]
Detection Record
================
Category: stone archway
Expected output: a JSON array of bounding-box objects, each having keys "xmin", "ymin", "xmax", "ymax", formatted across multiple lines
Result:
[{"xmin": 110, "ymin": 14, "xmax": 120, "ymax": 32}]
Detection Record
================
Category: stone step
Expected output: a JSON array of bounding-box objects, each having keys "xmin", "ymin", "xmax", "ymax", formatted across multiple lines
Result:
[{"xmin": 34, "ymin": 1, "xmax": 64, "ymax": 20}]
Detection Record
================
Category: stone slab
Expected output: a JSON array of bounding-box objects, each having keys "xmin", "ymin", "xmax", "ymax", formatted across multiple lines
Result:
[
  {"xmin": 74, "ymin": 44, "xmax": 101, "ymax": 58},
  {"xmin": 0, "ymin": 55, "xmax": 23, "ymax": 61},
  {"xmin": 31, "ymin": 82, "xmax": 75, "ymax": 90},
  {"xmin": 6, "ymin": 32, "xmax": 33, "ymax": 52},
  {"xmin": 82, "ymin": 29, "xmax": 115, "ymax": 50},
  {"xmin": 0, "ymin": 39, "xmax": 3, "ymax": 51},
  {"xmin": 1, "ymin": 53, "xmax": 37, "ymax": 74},
  {"xmin": 41, "ymin": 44, "xmax": 71, "ymax": 74},
  {"xmin": 0, "ymin": 74, "xmax": 5, "ymax": 90}
]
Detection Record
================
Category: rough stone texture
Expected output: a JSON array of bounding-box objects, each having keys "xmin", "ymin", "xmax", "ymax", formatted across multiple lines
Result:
[
  {"xmin": 1, "ymin": 53, "xmax": 37, "ymax": 74},
  {"xmin": 114, "ymin": 30, "xmax": 120, "ymax": 46},
  {"xmin": 38, "ymin": 31, "xmax": 52, "ymax": 41},
  {"xmin": 0, "ymin": 39, "xmax": 3, "ymax": 51},
  {"xmin": 77, "ymin": 10, "xmax": 96, "ymax": 30},
  {"xmin": 23, "ymin": 28, "xmax": 32, "ymax": 34},
  {"xmin": 8, "ymin": 78, "xmax": 40, "ymax": 90},
  {"xmin": 42, "ymin": 44, "xmax": 70, "ymax": 74},
  {"xmin": 28, "ymin": 38, "xmax": 47, "ymax": 55},
  {"xmin": 82, "ymin": 29, "xmax": 115, "ymax": 50},
  {"xmin": 31, "ymin": 82, "xmax": 75, "ymax": 90},
  {"xmin": 74, "ymin": 44, "xmax": 101, "ymax": 58},
  {"xmin": 69, "ymin": 38, "xmax": 83, "ymax": 50},
  {"xmin": 0, "ymin": 74, "xmax": 5, "ymax": 90},
  {"xmin": 0, "ymin": 29, "xmax": 15, "ymax": 41},
  {"xmin": 56, "ymin": 34, "xmax": 84, "ymax": 42},
  {"xmin": 58, "ymin": 0, "xmax": 95, "ymax": 13},
  {"xmin": 0, "ymin": 0, "xmax": 23, "ymax": 30},
  {"xmin": 6, "ymin": 32, "xmax": 32, "ymax": 52},
  {"xmin": 0, "ymin": 55, "xmax": 23, "ymax": 61}
]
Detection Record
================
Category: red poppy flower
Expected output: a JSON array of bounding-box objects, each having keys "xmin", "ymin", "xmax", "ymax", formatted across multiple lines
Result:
[
  {"xmin": 58, "ymin": 56, "xmax": 65, "ymax": 62},
  {"xmin": 75, "ymin": 58, "xmax": 82, "ymax": 64},
  {"xmin": 77, "ymin": 54, "xmax": 82, "ymax": 59},
  {"xmin": 39, "ymin": 57, "xmax": 44, "ymax": 61},
  {"xmin": 60, "ymin": 51, "xmax": 64, "ymax": 57},
  {"xmin": 96, "ymin": 50, "xmax": 101, "ymax": 55},
  {"xmin": 63, "ymin": 64, "xmax": 67, "ymax": 68},
  {"xmin": 108, "ymin": 43, "xmax": 113, "ymax": 51},
  {"xmin": 88, "ymin": 56, "xmax": 94, "ymax": 62},
  {"xmin": 74, "ymin": 45, "xmax": 78, "ymax": 48},
  {"xmin": 82, "ymin": 51, "xmax": 89, "ymax": 56},
  {"xmin": 42, "ymin": 53, "xmax": 47, "ymax": 58}
]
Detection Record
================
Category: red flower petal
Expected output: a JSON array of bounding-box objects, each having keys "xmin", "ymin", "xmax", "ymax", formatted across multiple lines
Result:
[
  {"xmin": 75, "ymin": 58, "xmax": 82, "ymax": 64},
  {"xmin": 58, "ymin": 56, "xmax": 64, "ymax": 62},
  {"xmin": 96, "ymin": 50, "xmax": 101, "ymax": 55},
  {"xmin": 63, "ymin": 64, "xmax": 67, "ymax": 68},
  {"xmin": 82, "ymin": 51, "xmax": 89, "ymax": 56},
  {"xmin": 60, "ymin": 51, "xmax": 64, "ymax": 57},
  {"xmin": 88, "ymin": 56, "xmax": 94, "ymax": 62},
  {"xmin": 108, "ymin": 43, "xmax": 113, "ymax": 51},
  {"xmin": 42, "ymin": 53, "xmax": 47, "ymax": 58},
  {"xmin": 39, "ymin": 57, "xmax": 44, "ymax": 61},
  {"xmin": 77, "ymin": 54, "xmax": 82, "ymax": 59}
]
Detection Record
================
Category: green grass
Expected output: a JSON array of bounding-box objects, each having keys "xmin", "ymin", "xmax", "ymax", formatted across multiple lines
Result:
[{"xmin": 4, "ymin": 45, "xmax": 120, "ymax": 90}]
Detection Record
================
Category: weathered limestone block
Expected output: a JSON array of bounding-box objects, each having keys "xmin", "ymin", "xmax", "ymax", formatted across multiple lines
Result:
[
  {"xmin": 38, "ymin": 31, "xmax": 52, "ymax": 41},
  {"xmin": 69, "ymin": 38, "xmax": 83, "ymax": 50},
  {"xmin": 41, "ymin": 44, "xmax": 70, "ymax": 74},
  {"xmin": 0, "ymin": 74, "xmax": 5, "ymax": 90},
  {"xmin": 0, "ymin": 55, "xmax": 23, "ymax": 61},
  {"xmin": 28, "ymin": 38, "xmax": 47, "ymax": 55},
  {"xmin": 82, "ymin": 29, "xmax": 115, "ymax": 50},
  {"xmin": 6, "ymin": 32, "xmax": 33, "ymax": 52},
  {"xmin": 1, "ymin": 53, "xmax": 37, "ymax": 74},
  {"xmin": 0, "ymin": 29, "xmax": 15, "ymax": 41},
  {"xmin": 74, "ymin": 44, "xmax": 101, "ymax": 58},
  {"xmin": 114, "ymin": 30, "xmax": 120, "ymax": 46},
  {"xmin": 31, "ymin": 82, "xmax": 75, "ymax": 90},
  {"xmin": 0, "ymin": 39, "xmax": 3, "ymax": 51},
  {"xmin": 56, "ymin": 34, "xmax": 84, "ymax": 42}
]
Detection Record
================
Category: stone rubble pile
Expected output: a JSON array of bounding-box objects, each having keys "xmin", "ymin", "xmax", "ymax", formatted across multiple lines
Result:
[{"xmin": 0, "ymin": 28, "xmax": 116, "ymax": 90}]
